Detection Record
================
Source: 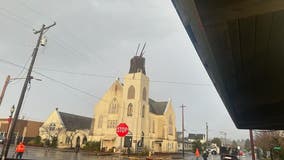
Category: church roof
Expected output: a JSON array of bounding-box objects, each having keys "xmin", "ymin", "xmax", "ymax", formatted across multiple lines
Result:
[
  {"xmin": 58, "ymin": 111, "xmax": 92, "ymax": 131},
  {"xmin": 149, "ymin": 98, "xmax": 168, "ymax": 115}
]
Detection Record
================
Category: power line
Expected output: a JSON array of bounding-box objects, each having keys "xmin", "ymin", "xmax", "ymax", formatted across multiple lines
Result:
[
  {"xmin": 36, "ymin": 67, "xmax": 211, "ymax": 86},
  {"xmin": 13, "ymin": 1, "xmax": 103, "ymax": 62},
  {"xmin": 0, "ymin": 57, "xmax": 211, "ymax": 87},
  {"xmin": 33, "ymin": 71, "xmax": 106, "ymax": 102},
  {"xmin": 0, "ymin": 58, "xmax": 107, "ymax": 102},
  {"xmin": 17, "ymin": 0, "xmax": 54, "ymax": 22},
  {"xmin": 0, "ymin": 8, "xmax": 33, "ymax": 29}
]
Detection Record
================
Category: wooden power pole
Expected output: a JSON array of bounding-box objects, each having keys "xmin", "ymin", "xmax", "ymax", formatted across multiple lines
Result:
[
  {"xmin": 0, "ymin": 75, "xmax": 10, "ymax": 106},
  {"xmin": 1, "ymin": 22, "xmax": 56, "ymax": 160}
]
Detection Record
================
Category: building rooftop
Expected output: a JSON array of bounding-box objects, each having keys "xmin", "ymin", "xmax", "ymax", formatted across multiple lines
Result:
[
  {"xmin": 149, "ymin": 98, "xmax": 168, "ymax": 115},
  {"xmin": 58, "ymin": 112, "xmax": 92, "ymax": 131}
]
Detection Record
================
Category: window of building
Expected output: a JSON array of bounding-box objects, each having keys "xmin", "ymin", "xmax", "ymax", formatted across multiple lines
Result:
[
  {"xmin": 168, "ymin": 116, "xmax": 173, "ymax": 135},
  {"xmin": 109, "ymin": 98, "xmax": 119, "ymax": 114},
  {"xmin": 142, "ymin": 105, "xmax": 145, "ymax": 118},
  {"xmin": 82, "ymin": 136, "xmax": 87, "ymax": 144},
  {"xmin": 142, "ymin": 87, "xmax": 146, "ymax": 101},
  {"xmin": 149, "ymin": 118, "xmax": 151, "ymax": 132},
  {"xmin": 127, "ymin": 85, "xmax": 135, "ymax": 99},
  {"xmin": 127, "ymin": 103, "xmax": 133, "ymax": 116},
  {"xmin": 98, "ymin": 115, "xmax": 103, "ymax": 128},
  {"xmin": 152, "ymin": 120, "xmax": 155, "ymax": 133},
  {"xmin": 107, "ymin": 120, "xmax": 118, "ymax": 128}
]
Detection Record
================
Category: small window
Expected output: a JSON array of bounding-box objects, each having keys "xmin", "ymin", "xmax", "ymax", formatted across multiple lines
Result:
[
  {"xmin": 142, "ymin": 105, "xmax": 145, "ymax": 118},
  {"xmin": 168, "ymin": 116, "xmax": 173, "ymax": 135},
  {"xmin": 98, "ymin": 116, "xmax": 103, "ymax": 128},
  {"xmin": 152, "ymin": 120, "xmax": 155, "ymax": 133},
  {"xmin": 107, "ymin": 120, "xmax": 118, "ymax": 128},
  {"xmin": 142, "ymin": 87, "xmax": 147, "ymax": 101},
  {"xmin": 127, "ymin": 103, "xmax": 133, "ymax": 116},
  {"xmin": 109, "ymin": 98, "xmax": 119, "ymax": 114},
  {"xmin": 128, "ymin": 86, "xmax": 135, "ymax": 99}
]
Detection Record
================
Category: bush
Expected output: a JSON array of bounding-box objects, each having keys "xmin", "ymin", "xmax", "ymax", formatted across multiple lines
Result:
[
  {"xmin": 83, "ymin": 141, "xmax": 100, "ymax": 151},
  {"xmin": 27, "ymin": 136, "xmax": 43, "ymax": 147},
  {"xmin": 50, "ymin": 137, "xmax": 58, "ymax": 148}
]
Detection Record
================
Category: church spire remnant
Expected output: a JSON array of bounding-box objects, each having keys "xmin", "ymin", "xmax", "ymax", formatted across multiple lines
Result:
[{"xmin": 129, "ymin": 42, "xmax": 146, "ymax": 75}]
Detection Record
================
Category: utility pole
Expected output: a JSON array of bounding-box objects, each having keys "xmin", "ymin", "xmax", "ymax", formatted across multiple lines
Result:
[
  {"xmin": 1, "ymin": 22, "xmax": 56, "ymax": 160},
  {"xmin": 0, "ymin": 75, "xmax": 10, "ymax": 106},
  {"xmin": 181, "ymin": 104, "xmax": 186, "ymax": 158},
  {"xmin": 249, "ymin": 129, "xmax": 256, "ymax": 160}
]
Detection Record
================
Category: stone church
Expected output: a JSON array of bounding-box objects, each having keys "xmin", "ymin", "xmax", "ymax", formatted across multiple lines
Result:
[{"xmin": 89, "ymin": 55, "xmax": 177, "ymax": 153}]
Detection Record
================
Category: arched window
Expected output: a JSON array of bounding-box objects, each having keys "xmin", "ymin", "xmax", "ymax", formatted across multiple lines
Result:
[
  {"xmin": 109, "ymin": 98, "xmax": 119, "ymax": 114},
  {"xmin": 127, "ymin": 103, "xmax": 133, "ymax": 116},
  {"xmin": 142, "ymin": 87, "xmax": 147, "ymax": 101},
  {"xmin": 127, "ymin": 86, "xmax": 135, "ymax": 99},
  {"xmin": 98, "ymin": 115, "xmax": 103, "ymax": 128},
  {"xmin": 142, "ymin": 105, "xmax": 145, "ymax": 118},
  {"xmin": 82, "ymin": 136, "xmax": 87, "ymax": 144},
  {"xmin": 152, "ymin": 120, "xmax": 155, "ymax": 133},
  {"xmin": 168, "ymin": 116, "xmax": 173, "ymax": 135}
]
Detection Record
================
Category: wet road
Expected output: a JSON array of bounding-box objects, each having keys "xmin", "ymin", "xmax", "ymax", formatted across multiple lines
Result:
[{"xmin": 1, "ymin": 146, "xmax": 253, "ymax": 160}]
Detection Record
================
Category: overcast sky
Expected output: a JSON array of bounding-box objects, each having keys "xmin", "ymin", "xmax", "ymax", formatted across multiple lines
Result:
[{"xmin": 0, "ymin": 0, "xmax": 249, "ymax": 140}]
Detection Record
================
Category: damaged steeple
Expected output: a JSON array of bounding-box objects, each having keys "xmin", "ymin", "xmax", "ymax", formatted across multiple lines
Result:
[{"xmin": 128, "ymin": 43, "xmax": 146, "ymax": 75}]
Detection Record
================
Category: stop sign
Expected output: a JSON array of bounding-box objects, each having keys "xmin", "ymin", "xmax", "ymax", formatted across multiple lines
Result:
[{"xmin": 116, "ymin": 123, "xmax": 128, "ymax": 137}]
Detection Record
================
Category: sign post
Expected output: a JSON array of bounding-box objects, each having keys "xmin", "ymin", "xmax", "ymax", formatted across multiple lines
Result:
[
  {"xmin": 116, "ymin": 123, "xmax": 128, "ymax": 137},
  {"xmin": 116, "ymin": 123, "xmax": 129, "ymax": 155}
]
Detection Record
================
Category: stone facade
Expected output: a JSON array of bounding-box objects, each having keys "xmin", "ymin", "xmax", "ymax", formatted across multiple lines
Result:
[
  {"xmin": 39, "ymin": 109, "xmax": 91, "ymax": 148},
  {"xmin": 89, "ymin": 56, "xmax": 177, "ymax": 153}
]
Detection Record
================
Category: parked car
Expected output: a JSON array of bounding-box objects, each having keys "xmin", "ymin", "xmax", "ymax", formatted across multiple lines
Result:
[
  {"xmin": 220, "ymin": 147, "xmax": 239, "ymax": 160},
  {"xmin": 0, "ymin": 136, "xmax": 5, "ymax": 144}
]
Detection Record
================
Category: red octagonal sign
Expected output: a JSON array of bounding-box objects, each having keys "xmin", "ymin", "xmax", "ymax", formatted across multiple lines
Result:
[{"xmin": 116, "ymin": 123, "xmax": 128, "ymax": 137}]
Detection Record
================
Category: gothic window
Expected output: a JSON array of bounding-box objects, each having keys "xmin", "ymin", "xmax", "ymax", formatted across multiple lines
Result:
[
  {"xmin": 142, "ymin": 105, "xmax": 145, "ymax": 118},
  {"xmin": 149, "ymin": 118, "xmax": 151, "ymax": 132},
  {"xmin": 127, "ymin": 85, "xmax": 135, "ymax": 99},
  {"xmin": 152, "ymin": 120, "xmax": 155, "ymax": 133},
  {"xmin": 82, "ymin": 136, "xmax": 87, "ymax": 144},
  {"xmin": 98, "ymin": 115, "xmax": 103, "ymax": 128},
  {"xmin": 168, "ymin": 116, "xmax": 173, "ymax": 135},
  {"xmin": 142, "ymin": 87, "xmax": 147, "ymax": 101},
  {"xmin": 107, "ymin": 120, "xmax": 118, "ymax": 128},
  {"xmin": 127, "ymin": 103, "xmax": 133, "ymax": 116},
  {"xmin": 109, "ymin": 98, "xmax": 118, "ymax": 114}
]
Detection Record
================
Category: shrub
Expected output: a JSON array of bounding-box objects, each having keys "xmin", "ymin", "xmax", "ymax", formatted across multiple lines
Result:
[
  {"xmin": 27, "ymin": 136, "xmax": 43, "ymax": 147},
  {"xmin": 83, "ymin": 141, "xmax": 101, "ymax": 151}
]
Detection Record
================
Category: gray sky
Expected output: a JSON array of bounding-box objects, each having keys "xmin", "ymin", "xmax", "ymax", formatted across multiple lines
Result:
[{"xmin": 0, "ymin": 0, "xmax": 249, "ymax": 140}]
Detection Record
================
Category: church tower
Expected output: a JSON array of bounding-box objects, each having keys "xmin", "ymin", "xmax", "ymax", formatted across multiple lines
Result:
[{"xmin": 122, "ymin": 55, "xmax": 149, "ymax": 149}]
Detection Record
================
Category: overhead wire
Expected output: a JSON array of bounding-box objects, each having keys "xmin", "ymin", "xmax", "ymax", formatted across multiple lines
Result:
[
  {"xmin": 0, "ymin": 58, "xmax": 108, "ymax": 102},
  {"xmin": 0, "ymin": 8, "xmax": 33, "ymax": 29},
  {"xmin": 35, "ymin": 67, "xmax": 211, "ymax": 86},
  {"xmin": 15, "ymin": 1, "xmax": 104, "ymax": 62}
]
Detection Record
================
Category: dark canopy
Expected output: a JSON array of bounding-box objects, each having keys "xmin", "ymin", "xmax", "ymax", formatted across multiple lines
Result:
[{"xmin": 172, "ymin": 0, "xmax": 284, "ymax": 129}]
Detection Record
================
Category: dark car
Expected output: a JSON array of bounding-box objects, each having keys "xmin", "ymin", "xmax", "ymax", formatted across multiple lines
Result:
[
  {"xmin": 221, "ymin": 154, "xmax": 239, "ymax": 160},
  {"xmin": 0, "ymin": 136, "xmax": 5, "ymax": 144},
  {"xmin": 220, "ymin": 147, "xmax": 239, "ymax": 160}
]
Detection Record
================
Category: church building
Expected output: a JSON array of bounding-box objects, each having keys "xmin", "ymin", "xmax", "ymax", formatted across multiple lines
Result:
[{"xmin": 90, "ymin": 55, "xmax": 177, "ymax": 153}]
